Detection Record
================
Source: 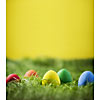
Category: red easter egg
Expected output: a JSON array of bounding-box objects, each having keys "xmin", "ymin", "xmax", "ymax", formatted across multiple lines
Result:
[
  {"xmin": 24, "ymin": 70, "xmax": 38, "ymax": 78},
  {"xmin": 6, "ymin": 74, "xmax": 20, "ymax": 84}
]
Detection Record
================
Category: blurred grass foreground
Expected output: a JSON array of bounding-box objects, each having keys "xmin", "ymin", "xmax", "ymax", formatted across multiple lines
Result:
[{"xmin": 6, "ymin": 58, "xmax": 94, "ymax": 100}]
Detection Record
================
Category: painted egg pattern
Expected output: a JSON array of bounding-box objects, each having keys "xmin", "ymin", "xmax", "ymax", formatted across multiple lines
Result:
[
  {"xmin": 57, "ymin": 69, "xmax": 72, "ymax": 83},
  {"xmin": 42, "ymin": 70, "xmax": 61, "ymax": 85},
  {"xmin": 6, "ymin": 74, "xmax": 20, "ymax": 84},
  {"xmin": 24, "ymin": 70, "xmax": 38, "ymax": 77},
  {"xmin": 78, "ymin": 71, "xmax": 94, "ymax": 86}
]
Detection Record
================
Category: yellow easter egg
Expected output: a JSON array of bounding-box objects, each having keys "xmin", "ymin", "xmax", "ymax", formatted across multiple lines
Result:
[{"xmin": 42, "ymin": 70, "xmax": 61, "ymax": 85}]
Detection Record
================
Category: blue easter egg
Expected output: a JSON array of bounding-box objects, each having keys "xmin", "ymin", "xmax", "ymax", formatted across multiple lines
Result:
[{"xmin": 78, "ymin": 71, "xmax": 94, "ymax": 86}]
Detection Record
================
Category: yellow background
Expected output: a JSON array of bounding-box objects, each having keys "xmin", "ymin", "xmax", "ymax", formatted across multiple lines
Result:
[{"xmin": 6, "ymin": 0, "xmax": 94, "ymax": 60}]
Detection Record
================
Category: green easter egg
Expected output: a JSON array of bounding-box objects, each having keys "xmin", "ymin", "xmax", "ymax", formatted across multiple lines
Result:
[{"xmin": 57, "ymin": 69, "xmax": 72, "ymax": 83}]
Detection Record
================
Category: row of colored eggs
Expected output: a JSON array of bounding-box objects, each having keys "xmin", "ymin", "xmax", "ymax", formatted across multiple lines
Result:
[{"xmin": 6, "ymin": 69, "xmax": 94, "ymax": 86}]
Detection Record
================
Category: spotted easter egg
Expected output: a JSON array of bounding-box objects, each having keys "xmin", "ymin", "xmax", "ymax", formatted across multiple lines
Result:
[
  {"xmin": 78, "ymin": 71, "xmax": 94, "ymax": 86},
  {"xmin": 24, "ymin": 70, "xmax": 38, "ymax": 78},
  {"xmin": 57, "ymin": 69, "xmax": 72, "ymax": 83},
  {"xmin": 42, "ymin": 70, "xmax": 61, "ymax": 85},
  {"xmin": 6, "ymin": 74, "xmax": 20, "ymax": 84}
]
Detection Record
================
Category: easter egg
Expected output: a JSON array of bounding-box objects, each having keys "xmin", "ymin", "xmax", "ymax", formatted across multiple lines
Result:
[
  {"xmin": 42, "ymin": 70, "xmax": 60, "ymax": 85},
  {"xmin": 57, "ymin": 69, "xmax": 72, "ymax": 83},
  {"xmin": 24, "ymin": 70, "xmax": 38, "ymax": 78},
  {"xmin": 78, "ymin": 71, "xmax": 94, "ymax": 86},
  {"xmin": 6, "ymin": 74, "xmax": 20, "ymax": 84}
]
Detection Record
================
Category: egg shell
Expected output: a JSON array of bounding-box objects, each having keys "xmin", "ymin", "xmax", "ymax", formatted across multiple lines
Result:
[
  {"xmin": 57, "ymin": 69, "xmax": 72, "ymax": 83},
  {"xmin": 42, "ymin": 70, "xmax": 61, "ymax": 85},
  {"xmin": 78, "ymin": 71, "xmax": 94, "ymax": 86},
  {"xmin": 24, "ymin": 70, "xmax": 38, "ymax": 78},
  {"xmin": 6, "ymin": 74, "xmax": 20, "ymax": 84}
]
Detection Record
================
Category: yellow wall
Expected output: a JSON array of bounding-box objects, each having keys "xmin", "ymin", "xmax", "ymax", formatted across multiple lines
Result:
[{"xmin": 6, "ymin": 0, "xmax": 94, "ymax": 60}]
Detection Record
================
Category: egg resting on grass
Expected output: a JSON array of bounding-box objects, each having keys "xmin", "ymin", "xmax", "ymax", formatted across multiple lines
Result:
[
  {"xmin": 24, "ymin": 70, "xmax": 38, "ymax": 78},
  {"xmin": 6, "ymin": 74, "xmax": 20, "ymax": 84},
  {"xmin": 57, "ymin": 69, "xmax": 72, "ymax": 83},
  {"xmin": 78, "ymin": 71, "xmax": 94, "ymax": 86},
  {"xmin": 42, "ymin": 70, "xmax": 61, "ymax": 85}
]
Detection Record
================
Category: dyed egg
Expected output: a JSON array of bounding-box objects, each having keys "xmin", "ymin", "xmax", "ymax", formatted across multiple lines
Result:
[
  {"xmin": 57, "ymin": 69, "xmax": 72, "ymax": 83},
  {"xmin": 42, "ymin": 70, "xmax": 60, "ymax": 85},
  {"xmin": 6, "ymin": 74, "xmax": 20, "ymax": 84},
  {"xmin": 24, "ymin": 70, "xmax": 38, "ymax": 78},
  {"xmin": 78, "ymin": 71, "xmax": 94, "ymax": 86}
]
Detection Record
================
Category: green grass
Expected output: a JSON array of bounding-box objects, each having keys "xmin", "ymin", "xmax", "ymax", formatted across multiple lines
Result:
[{"xmin": 6, "ymin": 58, "xmax": 94, "ymax": 100}]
